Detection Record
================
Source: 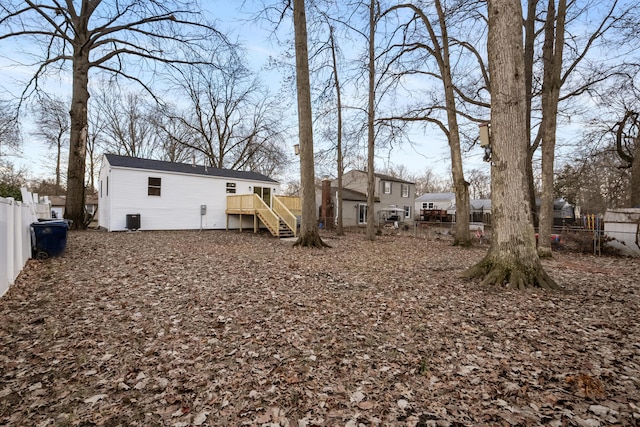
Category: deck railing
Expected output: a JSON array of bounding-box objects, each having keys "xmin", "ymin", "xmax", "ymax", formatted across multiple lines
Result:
[
  {"xmin": 276, "ymin": 195, "xmax": 302, "ymax": 215},
  {"xmin": 253, "ymin": 195, "xmax": 280, "ymax": 236},
  {"xmin": 226, "ymin": 194, "xmax": 300, "ymax": 237},
  {"xmin": 273, "ymin": 196, "xmax": 297, "ymax": 237}
]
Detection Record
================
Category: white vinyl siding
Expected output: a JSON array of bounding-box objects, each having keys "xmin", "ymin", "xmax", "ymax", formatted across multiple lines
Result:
[{"xmin": 98, "ymin": 161, "xmax": 279, "ymax": 231}]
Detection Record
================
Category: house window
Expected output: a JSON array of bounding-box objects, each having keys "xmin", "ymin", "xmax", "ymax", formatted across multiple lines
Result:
[
  {"xmin": 422, "ymin": 202, "xmax": 434, "ymax": 209},
  {"xmin": 106, "ymin": 177, "xmax": 109, "ymax": 196},
  {"xmin": 148, "ymin": 177, "xmax": 161, "ymax": 196},
  {"xmin": 226, "ymin": 182, "xmax": 236, "ymax": 194},
  {"xmin": 401, "ymin": 184, "xmax": 409, "ymax": 198},
  {"xmin": 100, "ymin": 180, "xmax": 102, "ymax": 198},
  {"xmin": 404, "ymin": 206, "xmax": 411, "ymax": 219},
  {"xmin": 358, "ymin": 203, "xmax": 368, "ymax": 224},
  {"xmin": 383, "ymin": 181, "xmax": 391, "ymax": 194}
]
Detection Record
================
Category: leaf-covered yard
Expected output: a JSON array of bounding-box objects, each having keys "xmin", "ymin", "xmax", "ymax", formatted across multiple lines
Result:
[{"xmin": 1, "ymin": 230, "xmax": 639, "ymax": 426}]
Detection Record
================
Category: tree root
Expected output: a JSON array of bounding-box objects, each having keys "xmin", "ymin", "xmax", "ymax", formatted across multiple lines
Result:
[
  {"xmin": 293, "ymin": 233, "xmax": 331, "ymax": 248},
  {"xmin": 463, "ymin": 257, "xmax": 561, "ymax": 291}
]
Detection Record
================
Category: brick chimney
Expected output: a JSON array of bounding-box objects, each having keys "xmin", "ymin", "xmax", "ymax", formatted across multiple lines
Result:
[{"xmin": 321, "ymin": 176, "xmax": 333, "ymax": 229}]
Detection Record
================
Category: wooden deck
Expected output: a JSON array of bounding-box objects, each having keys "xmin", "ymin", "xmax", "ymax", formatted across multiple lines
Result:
[{"xmin": 226, "ymin": 194, "xmax": 301, "ymax": 238}]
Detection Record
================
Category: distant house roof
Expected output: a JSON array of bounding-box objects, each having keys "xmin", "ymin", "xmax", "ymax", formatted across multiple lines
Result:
[
  {"xmin": 331, "ymin": 187, "xmax": 368, "ymax": 202},
  {"xmin": 104, "ymin": 154, "xmax": 279, "ymax": 184},
  {"xmin": 349, "ymin": 170, "xmax": 415, "ymax": 184},
  {"xmin": 470, "ymin": 199, "xmax": 491, "ymax": 211},
  {"xmin": 47, "ymin": 195, "xmax": 66, "ymax": 207},
  {"xmin": 416, "ymin": 192, "xmax": 455, "ymax": 202}
]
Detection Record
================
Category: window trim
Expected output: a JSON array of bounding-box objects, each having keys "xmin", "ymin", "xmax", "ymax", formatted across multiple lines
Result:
[
  {"xmin": 401, "ymin": 184, "xmax": 409, "ymax": 198},
  {"xmin": 383, "ymin": 181, "xmax": 391, "ymax": 194},
  {"xmin": 358, "ymin": 203, "xmax": 368, "ymax": 224},
  {"xmin": 148, "ymin": 177, "xmax": 162, "ymax": 196}
]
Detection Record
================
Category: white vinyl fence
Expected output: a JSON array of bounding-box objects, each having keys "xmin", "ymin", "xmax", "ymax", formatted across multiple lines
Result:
[{"xmin": 1, "ymin": 191, "xmax": 51, "ymax": 298}]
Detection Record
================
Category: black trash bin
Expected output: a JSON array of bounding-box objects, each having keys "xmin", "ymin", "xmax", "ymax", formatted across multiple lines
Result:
[{"xmin": 31, "ymin": 220, "xmax": 71, "ymax": 259}]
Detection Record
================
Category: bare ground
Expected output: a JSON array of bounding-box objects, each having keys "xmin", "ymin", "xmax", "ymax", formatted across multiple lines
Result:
[{"xmin": 1, "ymin": 229, "xmax": 639, "ymax": 427}]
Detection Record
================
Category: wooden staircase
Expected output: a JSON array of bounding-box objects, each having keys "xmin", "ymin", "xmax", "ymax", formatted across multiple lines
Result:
[
  {"xmin": 278, "ymin": 219, "xmax": 295, "ymax": 238},
  {"xmin": 226, "ymin": 194, "xmax": 301, "ymax": 238}
]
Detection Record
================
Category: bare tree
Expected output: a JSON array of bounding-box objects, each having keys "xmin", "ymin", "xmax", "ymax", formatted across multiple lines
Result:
[
  {"xmin": 467, "ymin": 168, "xmax": 490, "ymax": 200},
  {"xmin": 414, "ymin": 167, "xmax": 452, "ymax": 195},
  {"xmin": 293, "ymin": 0, "xmax": 328, "ymax": 248},
  {"xmin": 382, "ymin": 0, "xmax": 482, "ymax": 246},
  {"xmin": 537, "ymin": 0, "xmax": 566, "ymax": 258},
  {"xmin": 95, "ymin": 88, "xmax": 158, "ymax": 159},
  {"xmin": 164, "ymin": 50, "xmax": 288, "ymax": 175},
  {"xmin": 149, "ymin": 105, "xmax": 202, "ymax": 164},
  {"xmin": 0, "ymin": 1, "xmax": 225, "ymax": 229},
  {"xmin": 464, "ymin": 0, "xmax": 559, "ymax": 290},
  {"xmin": 365, "ymin": 0, "xmax": 377, "ymax": 241},
  {"xmin": 613, "ymin": 110, "xmax": 640, "ymax": 207},
  {"xmin": 0, "ymin": 100, "xmax": 20, "ymax": 158},
  {"xmin": 31, "ymin": 96, "xmax": 70, "ymax": 187}
]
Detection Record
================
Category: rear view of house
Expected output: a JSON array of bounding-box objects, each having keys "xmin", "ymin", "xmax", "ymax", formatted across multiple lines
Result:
[{"xmin": 98, "ymin": 154, "xmax": 281, "ymax": 231}]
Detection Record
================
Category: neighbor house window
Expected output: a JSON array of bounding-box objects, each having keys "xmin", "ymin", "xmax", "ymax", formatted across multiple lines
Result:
[
  {"xmin": 106, "ymin": 177, "xmax": 109, "ymax": 196},
  {"xmin": 358, "ymin": 203, "xmax": 368, "ymax": 224},
  {"xmin": 148, "ymin": 177, "xmax": 161, "ymax": 196},
  {"xmin": 100, "ymin": 180, "xmax": 102, "ymax": 198},
  {"xmin": 383, "ymin": 181, "xmax": 391, "ymax": 194},
  {"xmin": 226, "ymin": 182, "xmax": 236, "ymax": 194},
  {"xmin": 404, "ymin": 206, "xmax": 411, "ymax": 219},
  {"xmin": 401, "ymin": 184, "xmax": 409, "ymax": 198},
  {"xmin": 422, "ymin": 202, "xmax": 434, "ymax": 209}
]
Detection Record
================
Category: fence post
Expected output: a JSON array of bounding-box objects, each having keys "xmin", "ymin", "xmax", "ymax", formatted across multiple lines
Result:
[{"xmin": 6, "ymin": 197, "xmax": 15, "ymax": 287}]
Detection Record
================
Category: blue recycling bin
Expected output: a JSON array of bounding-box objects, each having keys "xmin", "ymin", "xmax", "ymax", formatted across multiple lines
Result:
[{"xmin": 31, "ymin": 220, "xmax": 71, "ymax": 259}]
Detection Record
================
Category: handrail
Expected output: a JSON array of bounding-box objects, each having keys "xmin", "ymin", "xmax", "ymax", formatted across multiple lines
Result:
[
  {"xmin": 276, "ymin": 195, "xmax": 302, "ymax": 215},
  {"xmin": 273, "ymin": 196, "xmax": 297, "ymax": 237},
  {"xmin": 253, "ymin": 194, "xmax": 280, "ymax": 236}
]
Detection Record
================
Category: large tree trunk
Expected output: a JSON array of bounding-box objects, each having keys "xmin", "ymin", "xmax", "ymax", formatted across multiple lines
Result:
[
  {"xmin": 365, "ymin": 0, "xmax": 376, "ymax": 241},
  {"xmin": 464, "ymin": 0, "xmax": 560, "ymax": 290},
  {"xmin": 64, "ymin": 51, "xmax": 90, "ymax": 230},
  {"xmin": 292, "ymin": 0, "xmax": 328, "ymax": 248},
  {"xmin": 538, "ymin": 0, "xmax": 566, "ymax": 258}
]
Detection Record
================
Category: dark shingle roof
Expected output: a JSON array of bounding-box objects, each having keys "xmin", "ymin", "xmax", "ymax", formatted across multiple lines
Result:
[
  {"xmin": 350, "ymin": 169, "xmax": 414, "ymax": 184},
  {"xmin": 104, "ymin": 154, "xmax": 279, "ymax": 184}
]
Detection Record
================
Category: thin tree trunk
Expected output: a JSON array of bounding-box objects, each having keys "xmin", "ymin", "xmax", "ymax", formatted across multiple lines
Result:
[
  {"xmin": 435, "ymin": 0, "xmax": 470, "ymax": 246},
  {"xmin": 538, "ymin": 0, "xmax": 566, "ymax": 258},
  {"xmin": 292, "ymin": 0, "xmax": 328, "ymax": 248},
  {"xmin": 56, "ymin": 138, "xmax": 62, "ymax": 188},
  {"xmin": 64, "ymin": 51, "xmax": 90, "ymax": 230},
  {"xmin": 524, "ymin": 0, "xmax": 539, "ymax": 226},
  {"xmin": 366, "ymin": 0, "xmax": 376, "ymax": 241},
  {"xmin": 464, "ymin": 0, "xmax": 560, "ymax": 290},
  {"xmin": 329, "ymin": 26, "xmax": 345, "ymax": 236},
  {"xmin": 631, "ymin": 136, "xmax": 640, "ymax": 207}
]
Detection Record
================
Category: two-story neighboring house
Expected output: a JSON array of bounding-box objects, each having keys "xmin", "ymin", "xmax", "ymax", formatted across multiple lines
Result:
[{"xmin": 327, "ymin": 170, "xmax": 415, "ymax": 228}]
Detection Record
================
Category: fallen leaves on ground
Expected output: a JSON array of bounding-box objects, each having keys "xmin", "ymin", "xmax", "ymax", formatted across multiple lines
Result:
[{"xmin": 1, "ymin": 229, "xmax": 639, "ymax": 426}]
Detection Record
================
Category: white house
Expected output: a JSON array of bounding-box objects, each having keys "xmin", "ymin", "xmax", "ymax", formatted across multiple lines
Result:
[
  {"xmin": 98, "ymin": 154, "xmax": 281, "ymax": 231},
  {"xmin": 415, "ymin": 192, "xmax": 455, "ymax": 221}
]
